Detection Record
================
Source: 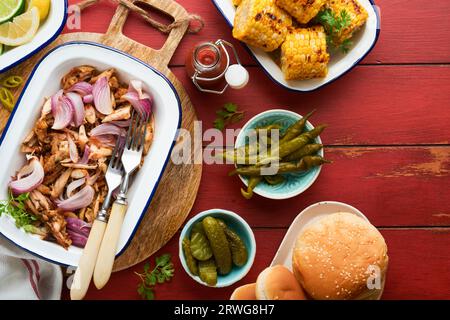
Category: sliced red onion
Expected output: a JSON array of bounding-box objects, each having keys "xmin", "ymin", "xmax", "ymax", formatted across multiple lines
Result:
[
  {"xmin": 90, "ymin": 135, "xmax": 117, "ymax": 148},
  {"xmin": 78, "ymin": 145, "xmax": 90, "ymax": 164},
  {"xmin": 65, "ymin": 92, "xmax": 85, "ymax": 127},
  {"xmin": 17, "ymin": 164, "xmax": 34, "ymax": 179},
  {"xmin": 86, "ymin": 171, "xmax": 100, "ymax": 186},
  {"xmin": 51, "ymin": 89, "xmax": 63, "ymax": 114},
  {"xmin": 123, "ymin": 80, "xmax": 152, "ymax": 119},
  {"xmin": 66, "ymin": 178, "xmax": 86, "ymax": 198},
  {"xmin": 90, "ymin": 123, "xmax": 126, "ymax": 137},
  {"xmin": 68, "ymin": 81, "xmax": 93, "ymax": 96},
  {"xmin": 52, "ymin": 93, "xmax": 73, "ymax": 130},
  {"xmin": 110, "ymin": 119, "xmax": 131, "ymax": 128},
  {"xmin": 56, "ymin": 185, "xmax": 94, "ymax": 211},
  {"xmin": 66, "ymin": 217, "xmax": 91, "ymax": 238},
  {"xmin": 9, "ymin": 158, "xmax": 44, "ymax": 196},
  {"xmin": 68, "ymin": 135, "xmax": 79, "ymax": 163},
  {"xmin": 92, "ymin": 77, "xmax": 113, "ymax": 115},
  {"xmin": 67, "ymin": 231, "xmax": 88, "ymax": 248},
  {"xmin": 83, "ymin": 94, "xmax": 93, "ymax": 104}
]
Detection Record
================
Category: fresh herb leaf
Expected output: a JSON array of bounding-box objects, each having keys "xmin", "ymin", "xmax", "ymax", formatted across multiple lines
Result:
[
  {"xmin": 317, "ymin": 8, "xmax": 352, "ymax": 53},
  {"xmin": 213, "ymin": 103, "xmax": 245, "ymax": 130},
  {"xmin": 135, "ymin": 253, "xmax": 175, "ymax": 300},
  {"xmin": 0, "ymin": 192, "xmax": 37, "ymax": 230}
]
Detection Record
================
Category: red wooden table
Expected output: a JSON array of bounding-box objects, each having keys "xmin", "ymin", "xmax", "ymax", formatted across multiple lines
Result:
[{"xmin": 62, "ymin": 0, "xmax": 450, "ymax": 300}]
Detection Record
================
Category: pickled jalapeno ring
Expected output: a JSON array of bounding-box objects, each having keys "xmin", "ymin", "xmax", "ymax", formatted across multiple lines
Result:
[
  {"xmin": 2, "ymin": 76, "xmax": 23, "ymax": 88},
  {"xmin": 0, "ymin": 87, "xmax": 14, "ymax": 111}
]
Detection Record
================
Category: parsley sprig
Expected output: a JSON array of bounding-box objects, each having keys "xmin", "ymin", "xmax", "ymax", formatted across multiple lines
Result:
[
  {"xmin": 135, "ymin": 254, "xmax": 175, "ymax": 300},
  {"xmin": 317, "ymin": 9, "xmax": 352, "ymax": 53},
  {"xmin": 213, "ymin": 103, "xmax": 245, "ymax": 131},
  {"xmin": 0, "ymin": 191, "xmax": 38, "ymax": 232}
]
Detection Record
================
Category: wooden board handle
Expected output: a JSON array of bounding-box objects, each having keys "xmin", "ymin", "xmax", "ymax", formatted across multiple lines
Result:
[
  {"xmin": 93, "ymin": 202, "xmax": 128, "ymax": 289},
  {"xmin": 70, "ymin": 219, "xmax": 107, "ymax": 300},
  {"xmin": 105, "ymin": 0, "xmax": 189, "ymax": 66}
]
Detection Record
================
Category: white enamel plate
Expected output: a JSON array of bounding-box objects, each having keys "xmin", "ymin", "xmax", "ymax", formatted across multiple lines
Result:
[
  {"xmin": 0, "ymin": 42, "xmax": 181, "ymax": 266},
  {"xmin": 211, "ymin": 0, "xmax": 380, "ymax": 92}
]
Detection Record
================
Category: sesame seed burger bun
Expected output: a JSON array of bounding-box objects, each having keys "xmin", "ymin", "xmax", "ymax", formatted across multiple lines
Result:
[
  {"xmin": 255, "ymin": 265, "xmax": 307, "ymax": 300},
  {"xmin": 230, "ymin": 283, "xmax": 257, "ymax": 300},
  {"xmin": 293, "ymin": 212, "xmax": 388, "ymax": 300}
]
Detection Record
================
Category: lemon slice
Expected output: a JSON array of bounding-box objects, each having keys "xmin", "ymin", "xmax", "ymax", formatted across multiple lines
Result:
[
  {"xmin": 0, "ymin": 7, "xmax": 39, "ymax": 46},
  {"xmin": 27, "ymin": 0, "xmax": 50, "ymax": 21},
  {"xmin": 0, "ymin": 0, "xmax": 25, "ymax": 24}
]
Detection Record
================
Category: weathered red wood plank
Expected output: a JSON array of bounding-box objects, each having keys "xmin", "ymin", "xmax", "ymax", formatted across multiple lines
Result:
[
  {"xmin": 188, "ymin": 147, "xmax": 450, "ymax": 228},
  {"xmin": 63, "ymin": 228, "xmax": 450, "ymax": 300},
  {"xmin": 67, "ymin": 0, "xmax": 450, "ymax": 65},
  {"xmin": 171, "ymin": 66, "xmax": 450, "ymax": 146}
]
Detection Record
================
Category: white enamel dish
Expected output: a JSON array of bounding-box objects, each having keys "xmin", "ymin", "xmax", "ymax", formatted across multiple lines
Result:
[
  {"xmin": 0, "ymin": 0, "xmax": 68, "ymax": 73},
  {"xmin": 271, "ymin": 201, "xmax": 384, "ymax": 299},
  {"xmin": 211, "ymin": 0, "xmax": 380, "ymax": 92},
  {"xmin": 0, "ymin": 42, "xmax": 182, "ymax": 266}
]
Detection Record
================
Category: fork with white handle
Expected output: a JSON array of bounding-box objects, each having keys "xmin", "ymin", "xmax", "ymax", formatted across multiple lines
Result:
[
  {"xmin": 70, "ymin": 137, "xmax": 124, "ymax": 300},
  {"xmin": 93, "ymin": 110, "xmax": 149, "ymax": 289}
]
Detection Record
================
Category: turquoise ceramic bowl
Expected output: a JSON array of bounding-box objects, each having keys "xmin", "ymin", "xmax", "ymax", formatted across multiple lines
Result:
[
  {"xmin": 179, "ymin": 209, "xmax": 256, "ymax": 288},
  {"xmin": 235, "ymin": 109, "xmax": 324, "ymax": 200}
]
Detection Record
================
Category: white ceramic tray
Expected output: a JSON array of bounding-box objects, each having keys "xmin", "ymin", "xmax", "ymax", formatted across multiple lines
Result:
[
  {"xmin": 0, "ymin": 42, "xmax": 181, "ymax": 266},
  {"xmin": 211, "ymin": 0, "xmax": 380, "ymax": 92},
  {"xmin": 271, "ymin": 201, "xmax": 384, "ymax": 299},
  {"xmin": 0, "ymin": 0, "xmax": 68, "ymax": 73}
]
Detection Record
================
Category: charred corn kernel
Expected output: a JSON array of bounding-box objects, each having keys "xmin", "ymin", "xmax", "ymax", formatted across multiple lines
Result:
[
  {"xmin": 327, "ymin": 0, "xmax": 368, "ymax": 45},
  {"xmin": 275, "ymin": 0, "xmax": 327, "ymax": 24},
  {"xmin": 233, "ymin": 0, "xmax": 242, "ymax": 6},
  {"xmin": 233, "ymin": 0, "xmax": 292, "ymax": 52},
  {"xmin": 281, "ymin": 26, "xmax": 329, "ymax": 80}
]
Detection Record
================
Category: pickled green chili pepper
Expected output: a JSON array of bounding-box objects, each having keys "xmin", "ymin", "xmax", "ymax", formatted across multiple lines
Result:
[
  {"xmin": 283, "ymin": 143, "xmax": 324, "ymax": 161},
  {"xmin": 230, "ymin": 156, "xmax": 331, "ymax": 177},
  {"xmin": 277, "ymin": 124, "xmax": 327, "ymax": 158},
  {"xmin": 0, "ymin": 87, "xmax": 14, "ymax": 111},
  {"xmin": 241, "ymin": 176, "xmax": 262, "ymax": 199},
  {"xmin": 280, "ymin": 109, "xmax": 316, "ymax": 144},
  {"xmin": 264, "ymin": 175, "xmax": 285, "ymax": 185},
  {"xmin": 2, "ymin": 76, "xmax": 23, "ymax": 88}
]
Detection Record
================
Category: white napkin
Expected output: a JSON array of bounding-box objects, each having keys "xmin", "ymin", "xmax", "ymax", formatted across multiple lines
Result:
[{"xmin": 0, "ymin": 237, "xmax": 63, "ymax": 300}]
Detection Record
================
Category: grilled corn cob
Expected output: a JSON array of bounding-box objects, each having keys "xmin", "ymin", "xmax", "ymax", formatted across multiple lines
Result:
[
  {"xmin": 275, "ymin": 0, "xmax": 327, "ymax": 24},
  {"xmin": 327, "ymin": 0, "xmax": 368, "ymax": 45},
  {"xmin": 233, "ymin": 0, "xmax": 292, "ymax": 52},
  {"xmin": 280, "ymin": 26, "xmax": 329, "ymax": 80}
]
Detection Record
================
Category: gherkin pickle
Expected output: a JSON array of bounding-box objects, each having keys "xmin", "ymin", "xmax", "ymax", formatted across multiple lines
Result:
[
  {"xmin": 202, "ymin": 217, "xmax": 232, "ymax": 275},
  {"xmin": 191, "ymin": 221, "xmax": 206, "ymax": 236},
  {"xmin": 198, "ymin": 259, "xmax": 218, "ymax": 286},
  {"xmin": 190, "ymin": 232, "xmax": 213, "ymax": 261},
  {"xmin": 217, "ymin": 219, "xmax": 248, "ymax": 267},
  {"xmin": 182, "ymin": 238, "xmax": 198, "ymax": 276}
]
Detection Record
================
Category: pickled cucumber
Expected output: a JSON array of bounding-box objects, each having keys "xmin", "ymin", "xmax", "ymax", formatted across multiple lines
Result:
[
  {"xmin": 202, "ymin": 216, "xmax": 232, "ymax": 275},
  {"xmin": 191, "ymin": 221, "xmax": 206, "ymax": 236},
  {"xmin": 190, "ymin": 232, "xmax": 213, "ymax": 261},
  {"xmin": 182, "ymin": 238, "xmax": 199, "ymax": 276},
  {"xmin": 198, "ymin": 259, "xmax": 218, "ymax": 286},
  {"xmin": 217, "ymin": 219, "xmax": 248, "ymax": 267}
]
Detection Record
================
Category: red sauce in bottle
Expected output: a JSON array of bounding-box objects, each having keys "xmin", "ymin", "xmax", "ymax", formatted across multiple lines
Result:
[{"xmin": 186, "ymin": 42, "xmax": 228, "ymax": 89}]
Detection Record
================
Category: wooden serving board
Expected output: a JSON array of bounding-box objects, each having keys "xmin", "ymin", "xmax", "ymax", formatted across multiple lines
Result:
[{"xmin": 0, "ymin": 0, "xmax": 202, "ymax": 271}]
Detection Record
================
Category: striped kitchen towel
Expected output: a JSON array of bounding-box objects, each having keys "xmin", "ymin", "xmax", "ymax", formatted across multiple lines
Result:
[{"xmin": 0, "ymin": 237, "xmax": 62, "ymax": 300}]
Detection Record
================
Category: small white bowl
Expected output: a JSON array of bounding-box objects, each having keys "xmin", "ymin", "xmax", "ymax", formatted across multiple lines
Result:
[
  {"xmin": 0, "ymin": 0, "xmax": 68, "ymax": 73},
  {"xmin": 179, "ymin": 209, "xmax": 256, "ymax": 288}
]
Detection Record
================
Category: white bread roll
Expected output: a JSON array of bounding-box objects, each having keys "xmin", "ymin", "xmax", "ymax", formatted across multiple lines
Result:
[
  {"xmin": 256, "ymin": 265, "xmax": 307, "ymax": 300},
  {"xmin": 292, "ymin": 212, "xmax": 388, "ymax": 300},
  {"xmin": 230, "ymin": 283, "xmax": 257, "ymax": 300}
]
